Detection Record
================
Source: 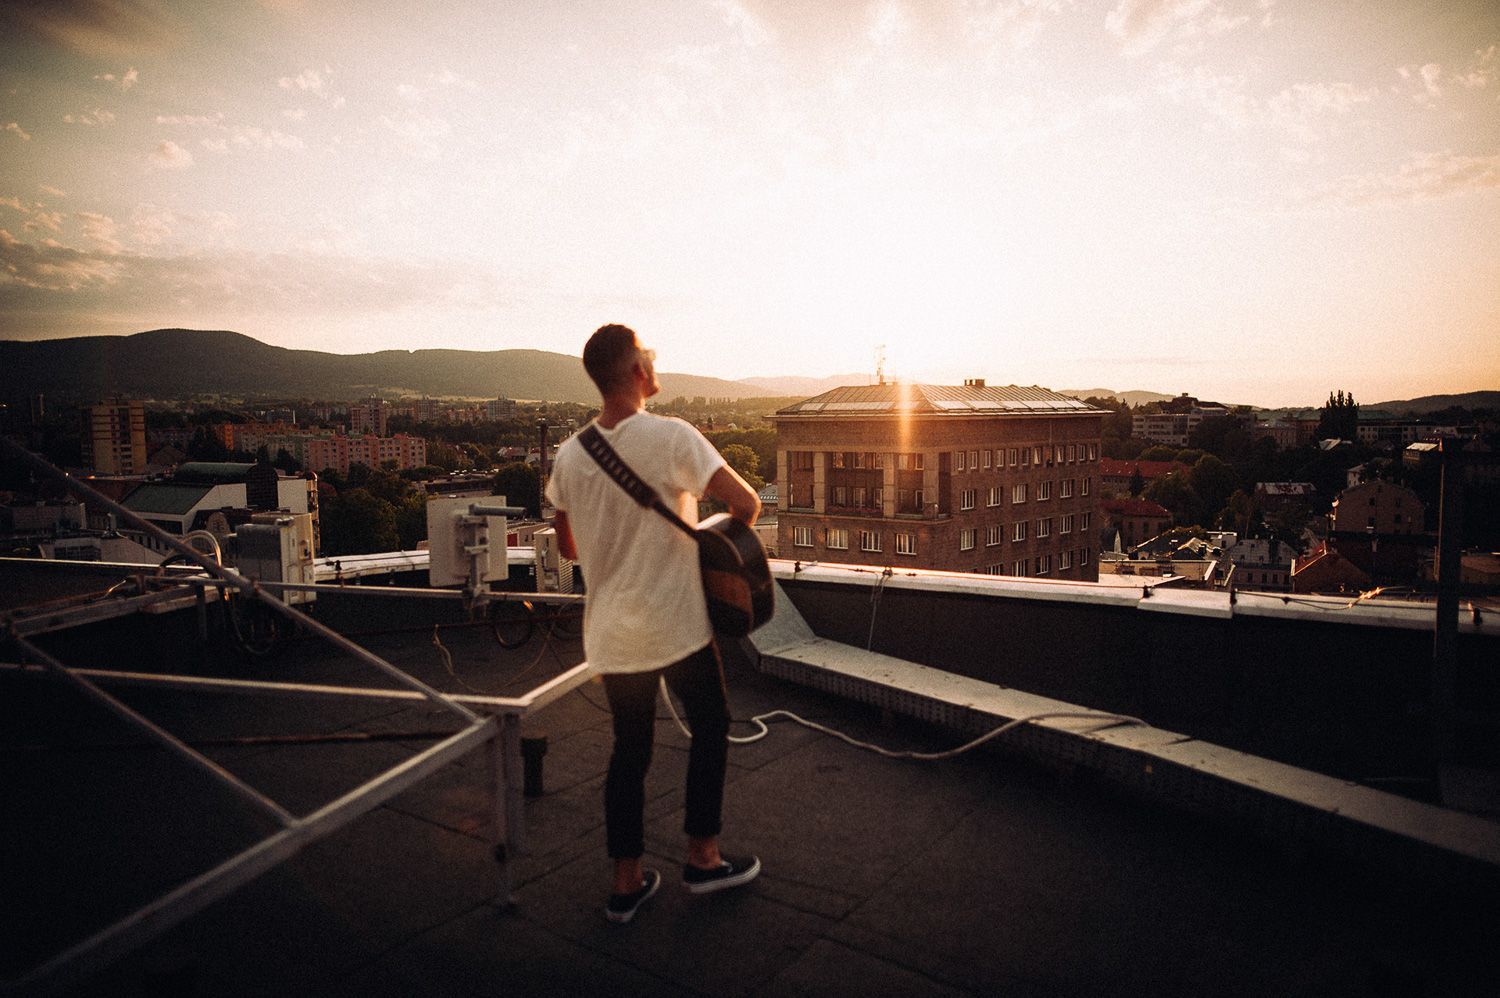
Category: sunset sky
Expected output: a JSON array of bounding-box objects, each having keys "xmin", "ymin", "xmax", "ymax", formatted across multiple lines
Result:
[{"xmin": 1, "ymin": 0, "xmax": 1497, "ymax": 406}]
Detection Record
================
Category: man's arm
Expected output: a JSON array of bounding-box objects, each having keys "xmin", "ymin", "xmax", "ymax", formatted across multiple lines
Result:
[
  {"xmin": 704, "ymin": 465, "xmax": 761, "ymax": 526},
  {"xmin": 553, "ymin": 510, "xmax": 578, "ymax": 560}
]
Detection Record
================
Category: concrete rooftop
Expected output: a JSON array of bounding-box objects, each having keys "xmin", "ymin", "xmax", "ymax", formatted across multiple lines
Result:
[{"xmin": 4, "ymin": 580, "xmax": 1498, "ymax": 997}]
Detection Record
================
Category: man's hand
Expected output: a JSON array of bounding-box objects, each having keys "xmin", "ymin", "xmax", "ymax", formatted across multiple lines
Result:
[
  {"xmin": 705, "ymin": 466, "xmax": 761, "ymax": 525},
  {"xmin": 553, "ymin": 510, "xmax": 578, "ymax": 560}
]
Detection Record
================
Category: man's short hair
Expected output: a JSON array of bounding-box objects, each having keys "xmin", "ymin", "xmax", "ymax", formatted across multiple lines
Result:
[{"xmin": 583, "ymin": 324, "xmax": 640, "ymax": 394}]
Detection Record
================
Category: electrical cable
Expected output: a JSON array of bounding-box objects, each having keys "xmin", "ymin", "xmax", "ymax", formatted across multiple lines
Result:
[{"xmin": 658, "ymin": 676, "xmax": 1146, "ymax": 758}]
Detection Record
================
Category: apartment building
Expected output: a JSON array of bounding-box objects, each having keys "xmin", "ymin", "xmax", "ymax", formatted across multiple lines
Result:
[
  {"xmin": 771, "ymin": 381, "xmax": 1105, "ymax": 580},
  {"xmin": 80, "ymin": 400, "xmax": 147, "ymax": 474}
]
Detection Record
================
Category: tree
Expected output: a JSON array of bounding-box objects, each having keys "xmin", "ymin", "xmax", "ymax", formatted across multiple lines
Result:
[
  {"xmin": 718, "ymin": 443, "xmax": 765, "ymax": 491},
  {"xmin": 1128, "ymin": 467, "xmax": 1146, "ymax": 498},
  {"xmin": 1187, "ymin": 454, "xmax": 1238, "ymax": 527},
  {"xmin": 187, "ymin": 426, "xmax": 230, "ymax": 462},
  {"xmin": 492, "ymin": 462, "xmax": 541, "ymax": 517},
  {"xmin": 1266, "ymin": 502, "xmax": 1314, "ymax": 545},
  {"xmin": 320, "ymin": 489, "xmax": 399, "ymax": 555},
  {"xmin": 394, "ymin": 493, "xmax": 428, "ymax": 550},
  {"xmin": 1217, "ymin": 489, "xmax": 1257, "ymax": 536},
  {"xmin": 1139, "ymin": 445, "xmax": 1177, "ymax": 462},
  {"xmin": 427, "ymin": 441, "xmax": 465, "ymax": 472},
  {"xmin": 1318, "ymin": 390, "xmax": 1359, "ymax": 440},
  {"xmin": 273, "ymin": 448, "xmax": 302, "ymax": 473},
  {"xmin": 1145, "ymin": 472, "xmax": 1200, "ymax": 527}
]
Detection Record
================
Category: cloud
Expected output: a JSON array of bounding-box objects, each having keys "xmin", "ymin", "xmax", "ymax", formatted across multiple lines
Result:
[
  {"xmin": 94, "ymin": 67, "xmax": 139, "ymax": 90},
  {"xmin": 283, "ymin": 107, "xmax": 307, "ymax": 121},
  {"xmin": 1264, "ymin": 81, "xmax": 1376, "ymax": 141},
  {"xmin": 1303, "ymin": 151, "xmax": 1500, "ymax": 209},
  {"xmin": 129, "ymin": 203, "xmax": 175, "ymax": 246},
  {"xmin": 195, "ymin": 126, "xmax": 305, "ymax": 153},
  {"xmin": 0, "ymin": 229, "xmax": 513, "ymax": 317},
  {"xmin": 5, "ymin": 122, "xmax": 33, "ymax": 141},
  {"xmin": 155, "ymin": 112, "xmax": 222, "ymax": 126},
  {"xmin": 63, "ymin": 108, "xmax": 117, "ymax": 126},
  {"xmin": 380, "ymin": 113, "xmax": 451, "ymax": 159},
  {"xmin": 1, "ymin": 196, "xmax": 68, "ymax": 235},
  {"xmin": 278, "ymin": 68, "xmax": 324, "ymax": 92},
  {"xmin": 38, "ymin": 185, "xmax": 68, "ymax": 199},
  {"xmin": 1105, "ymin": 0, "xmax": 1261, "ymax": 57},
  {"xmin": 75, "ymin": 211, "xmax": 123, "ymax": 252},
  {"xmin": 1457, "ymin": 45, "xmax": 1496, "ymax": 89},
  {"xmin": 150, "ymin": 139, "xmax": 194, "ymax": 169},
  {"xmin": 4, "ymin": 1, "xmax": 181, "ymax": 57}
]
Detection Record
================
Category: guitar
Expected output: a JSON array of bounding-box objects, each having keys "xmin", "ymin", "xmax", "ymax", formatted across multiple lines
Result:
[
  {"xmin": 695, "ymin": 512, "xmax": 775, "ymax": 638},
  {"xmin": 578, "ymin": 426, "xmax": 775, "ymax": 638}
]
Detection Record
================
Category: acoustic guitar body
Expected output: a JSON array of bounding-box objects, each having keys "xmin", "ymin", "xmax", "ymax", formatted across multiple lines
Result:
[{"xmin": 695, "ymin": 513, "xmax": 775, "ymax": 638}]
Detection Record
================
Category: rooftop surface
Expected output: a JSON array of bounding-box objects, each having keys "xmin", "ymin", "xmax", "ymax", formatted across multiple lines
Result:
[
  {"xmin": 773, "ymin": 384, "xmax": 1102, "ymax": 417},
  {"xmin": 4, "ymin": 566, "xmax": 1498, "ymax": 997}
]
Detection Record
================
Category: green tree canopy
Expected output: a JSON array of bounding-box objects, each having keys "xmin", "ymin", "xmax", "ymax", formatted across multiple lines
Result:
[
  {"xmin": 1144, "ymin": 472, "xmax": 1200, "ymax": 527},
  {"xmin": 718, "ymin": 443, "xmax": 765, "ymax": 491},
  {"xmin": 320, "ymin": 488, "xmax": 399, "ymax": 555},
  {"xmin": 492, "ymin": 462, "xmax": 541, "ymax": 517},
  {"xmin": 1187, "ymin": 454, "xmax": 1238, "ymax": 526},
  {"xmin": 1139, "ymin": 445, "xmax": 1178, "ymax": 462},
  {"xmin": 1318, "ymin": 389, "xmax": 1359, "ymax": 440}
]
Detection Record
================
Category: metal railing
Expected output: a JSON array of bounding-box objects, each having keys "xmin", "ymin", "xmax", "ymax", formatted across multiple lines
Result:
[{"xmin": 0, "ymin": 438, "xmax": 592, "ymax": 996}]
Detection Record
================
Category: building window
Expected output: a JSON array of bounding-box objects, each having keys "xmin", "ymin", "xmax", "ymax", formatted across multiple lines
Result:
[
  {"xmin": 960, "ymin": 528, "xmax": 976, "ymax": 551},
  {"xmin": 987, "ymin": 486, "xmax": 1002, "ymax": 507},
  {"xmin": 826, "ymin": 528, "xmax": 848, "ymax": 550},
  {"xmin": 1008, "ymin": 448, "xmax": 1019, "ymax": 467},
  {"xmin": 1060, "ymin": 479, "xmax": 1074, "ymax": 498},
  {"xmin": 1088, "ymin": 444, "xmax": 1097, "ymax": 461},
  {"xmin": 1020, "ymin": 447, "xmax": 1030, "ymax": 467},
  {"xmin": 1032, "ymin": 446, "xmax": 1044, "ymax": 465},
  {"xmin": 956, "ymin": 450, "xmax": 966, "ymax": 472},
  {"xmin": 1014, "ymin": 558, "xmax": 1028, "ymax": 576},
  {"xmin": 792, "ymin": 451, "xmax": 814, "ymax": 471},
  {"xmin": 831, "ymin": 451, "xmax": 846, "ymax": 469},
  {"xmin": 1068, "ymin": 444, "xmax": 1077, "ymax": 462},
  {"xmin": 1054, "ymin": 445, "xmax": 1064, "ymax": 463},
  {"xmin": 792, "ymin": 526, "xmax": 812, "ymax": 547},
  {"xmin": 896, "ymin": 453, "xmax": 924, "ymax": 471},
  {"xmin": 982, "ymin": 450, "xmax": 992, "ymax": 469},
  {"xmin": 987, "ymin": 524, "xmax": 1002, "ymax": 546},
  {"xmin": 852, "ymin": 486, "xmax": 866, "ymax": 507},
  {"xmin": 852, "ymin": 452, "xmax": 867, "ymax": 469},
  {"xmin": 1038, "ymin": 553, "xmax": 1052, "ymax": 575},
  {"xmin": 1037, "ymin": 517, "xmax": 1052, "ymax": 538},
  {"xmin": 1059, "ymin": 550, "xmax": 1072, "ymax": 570},
  {"xmin": 1061, "ymin": 514, "xmax": 1074, "ymax": 534},
  {"xmin": 1012, "ymin": 483, "xmax": 1027, "ymax": 504},
  {"xmin": 1037, "ymin": 481, "xmax": 1052, "ymax": 501},
  {"xmin": 896, "ymin": 532, "xmax": 916, "ymax": 556},
  {"xmin": 871, "ymin": 487, "xmax": 884, "ymax": 506},
  {"xmin": 1081, "ymin": 512, "xmax": 1092, "ymax": 531},
  {"xmin": 984, "ymin": 564, "xmax": 1002, "ymax": 575},
  {"xmin": 861, "ymin": 530, "xmax": 882, "ymax": 552},
  {"xmin": 831, "ymin": 485, "xmax": 848, "ymax": 506},
  {"xmin": 1081, "ymin": 476, "xmax": 1091, "ymax": 496},
  {"xmin": 1012, "ymin": 521, "xmax": 1028, "ymax": 542},
  {"xmin": 873, "ymin": 452, "xmax": 886, "ymax": 469},
  {"xmin": 1080, "ymin": 547, "xmax": 1090, "ymax": 565},
  {"xmin": 969, "ymin": 450, "xmax": 979, "ymax": 469},
  {"xmin": 961, "ymin": 488, "xmax": 976, "ymax": 510}
]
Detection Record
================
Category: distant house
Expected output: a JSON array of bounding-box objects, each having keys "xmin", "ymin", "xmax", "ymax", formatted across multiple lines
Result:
[
  {"xmin": 1100, "ymin": 498, "xmax": 1172, "ymax": 551},
  {"xmin": 1229, "ymin": 537, "xmax": 1294, "ymax": 592},
  {"xmin": 1291, "ymin": 542, "xmax": 1371, "ymax": 594},
  {"xmin": 1330, "ymin": 479, "xmax": 1423, "ymax": 536},
  {"xmin": 122, "ymin": 462, "xmax": 314, "ymax": 555},
  {"xmin": 1098, "ymin": 459, "xmax": 1188, "ymax": 496},
  {"xmin": 1254, "ymin": 482, "xmax": 1315, "ymax": 514}
]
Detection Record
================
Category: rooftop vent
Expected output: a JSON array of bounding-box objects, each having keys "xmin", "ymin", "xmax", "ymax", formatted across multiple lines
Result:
[{"xmin": 964, "ymin": 378, "xmax": 986, "ymax": 388}]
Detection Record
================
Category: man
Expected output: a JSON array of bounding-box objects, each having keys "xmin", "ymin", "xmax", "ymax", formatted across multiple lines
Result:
[{"xmin": 546, "ymin": 324, "xmax": 763, "ymax": 924}]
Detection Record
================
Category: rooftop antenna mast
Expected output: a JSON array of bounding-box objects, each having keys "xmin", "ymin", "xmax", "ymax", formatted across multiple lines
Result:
[{"xmin": 875, "ymin": 344, "xmax": 886, "ymax": 386}]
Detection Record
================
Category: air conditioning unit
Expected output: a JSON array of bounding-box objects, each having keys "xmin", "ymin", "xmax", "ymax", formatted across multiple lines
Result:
[
  {"xmin": 532, "ymin": 526, "xmax": 575, "ymax": 594},
  {"xmin": 236, "ymin": 512, "xmax": 316, "ymax": 604}
]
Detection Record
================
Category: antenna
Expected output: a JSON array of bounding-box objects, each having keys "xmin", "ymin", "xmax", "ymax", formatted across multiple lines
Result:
[{"xmin": 875, "ymin": 344, "xmax": 886, "ymax": 386}]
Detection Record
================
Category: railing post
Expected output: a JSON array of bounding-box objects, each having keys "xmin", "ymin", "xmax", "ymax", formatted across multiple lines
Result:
[{"xmin": 1432, "ymin": 437, "xmax": 1464, "ymax": 765}]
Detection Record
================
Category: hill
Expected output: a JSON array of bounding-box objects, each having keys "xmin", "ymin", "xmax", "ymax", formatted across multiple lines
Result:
[
  {"xmin": 1367, "ymin": 392, "xmax": 1500, "ymax": 415},
  {"xmin": 0, "ymin": 329, "xmax": 759, "ymax": 404},
  {"xmin": 1060, "ymin": 388, "xmax": 1176, "ymax": 407},
  {"xmin": 736, "ymin": 374, "xmax": 873, "ymax": 397}
]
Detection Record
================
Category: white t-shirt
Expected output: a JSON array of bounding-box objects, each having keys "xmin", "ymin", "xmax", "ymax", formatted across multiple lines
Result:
[{"xmin": 545, "ymin": 411, "xmax": 726, "ymax": 674}]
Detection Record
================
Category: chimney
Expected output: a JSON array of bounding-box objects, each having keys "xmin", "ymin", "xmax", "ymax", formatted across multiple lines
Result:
[{"xmin": 964, "ymin": 378, "xmax": 986, "ymax": 388}]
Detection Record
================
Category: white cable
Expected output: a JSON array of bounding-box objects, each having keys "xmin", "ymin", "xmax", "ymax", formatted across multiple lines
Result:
[{"xmin": 659, "ymin": 677, "xmax": 1146, "ymax": 759}]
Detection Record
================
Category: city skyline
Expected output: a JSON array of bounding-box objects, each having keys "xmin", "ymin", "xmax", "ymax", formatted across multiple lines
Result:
[{"xmin": 2, "ymin": 1, "xmax": 1498, "ymax": 408}]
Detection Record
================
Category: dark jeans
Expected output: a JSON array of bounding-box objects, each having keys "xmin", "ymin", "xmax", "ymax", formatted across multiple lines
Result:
[{"xmin": 602, "ymin": 643, "xmax": 730, "ymax": 860}]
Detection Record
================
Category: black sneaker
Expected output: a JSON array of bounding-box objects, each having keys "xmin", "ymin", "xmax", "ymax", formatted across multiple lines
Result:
[
  {"xmin": 605, "ymin": 869, "xmax": 661, "ymax": 924},
  {"xmin": 682, "ymin": 854, "xmax": 761, "ymax": 895}
]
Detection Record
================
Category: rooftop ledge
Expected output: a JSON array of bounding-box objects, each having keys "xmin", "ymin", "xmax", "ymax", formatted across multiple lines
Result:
[{"xmin": 769, "ymin": 558, "xmax": 1494, "ymax": 634}]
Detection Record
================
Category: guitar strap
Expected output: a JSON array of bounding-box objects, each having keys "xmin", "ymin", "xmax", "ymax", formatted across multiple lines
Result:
[{"xmin": 577, "ymin": 424, "xmax": 698, "ymax": 541}]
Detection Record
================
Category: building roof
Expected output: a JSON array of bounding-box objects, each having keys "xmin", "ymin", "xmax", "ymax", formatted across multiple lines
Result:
[
  {"xmin": 1100, "ymin": 498, "xmax": 1172, "ymax": 518},
  {"xmin": 121, "ymin": 482, "xmax": 214, "ymax": 515},
  {"xmin": 172, "ymin": 462, "xmax": 255, "ymax": 484},
  {"xmin": 1098, "ymin": 459, "xmax": 1185, "ymax": 480},
  {"xmin": 1255, "ymin": 481, "xmax": 1315, "ymax": 496},
  {"xmin": 774, "ymin": 382, "xmax": 1102, "ymax": 417}
]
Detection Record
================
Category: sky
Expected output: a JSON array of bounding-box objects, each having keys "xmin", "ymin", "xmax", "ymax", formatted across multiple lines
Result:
[{"xmin": 1, "ymin": 0, "xmax": 1497, "ymax": 407}]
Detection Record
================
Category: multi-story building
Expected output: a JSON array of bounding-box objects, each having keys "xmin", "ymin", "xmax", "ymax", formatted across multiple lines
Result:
[
  {"xmin": 349, "ymin": 397, "xmax": 389, "ymax": 436},
  {"xmin": 485, "ymin": 397, "xmax": 518, "ymax": 420},
  {"xmin": 303, "ymin": 433, "xmax": 427, "ymax": 477},
  {"xmin": 1329, "ymin": 479, "xmax": 1423, "ymax": 535},
  {"xmin": 1099, "ymin": 498, "xmax": 1172, "ymax": 551},
  {"xmin": 1098, "ymin": 458, "xmax": 1188, "ymax": 497},
  {"xmin": 1130, "ymin": 395, "xmax": 1232, "ymax": 447},
  {"xmin": 771, "ymin": 381, "xmax": 1105, "ymax": 580},
  {"xmin": 80, "ymin": 400, "xmax": 147, "ymax": 474}
]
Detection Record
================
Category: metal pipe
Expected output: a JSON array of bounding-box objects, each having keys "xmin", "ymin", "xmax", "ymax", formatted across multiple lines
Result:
[
  {"xmin": 5, "ymin": 632, "xmax": 297, "ymax": 828},
  {"xmin": 0, "ymin": 438, "xmax": 481, "ymax": 724},
  {"xmin": 8, "ymin": 718, "xmax": 497, "ymax": 997},
  {"xmin": 176, "ymin": 576, "xmax": 584, "ymax": 605},
  {"xmin": 0, "ymin": 660, "xmax": 597, "ymax": 712},
  {"xmin": 1432, "ymin": 437, "xmax": 1464, "ymax": 764}
]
